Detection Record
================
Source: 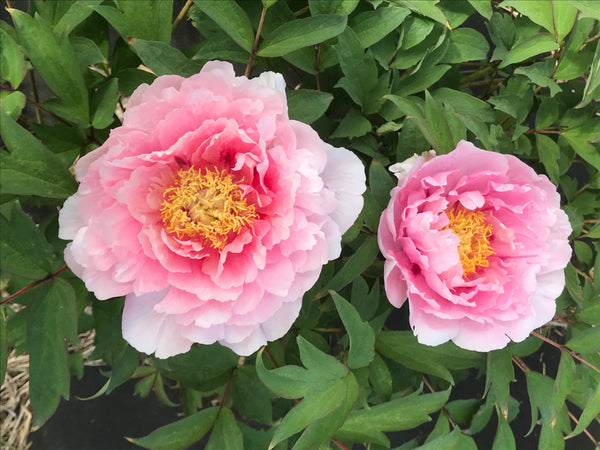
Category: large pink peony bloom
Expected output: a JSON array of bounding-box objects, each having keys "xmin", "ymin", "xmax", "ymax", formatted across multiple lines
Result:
[
  {"xmin": 59, "ymin": 61, "xmax": 365, "ymax": 358},
  {"xmin": 378, "ymin": 141, "xmax": 571, "ymax": 351}
]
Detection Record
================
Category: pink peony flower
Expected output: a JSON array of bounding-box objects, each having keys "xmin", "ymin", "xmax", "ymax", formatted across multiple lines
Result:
[
  {"xmin": 59, "ymin": 61, "xmax": 365, "ymax": 358},
  {"xmin": 378, "ymin": 141, "xmax": 572, "ymax": 351}
]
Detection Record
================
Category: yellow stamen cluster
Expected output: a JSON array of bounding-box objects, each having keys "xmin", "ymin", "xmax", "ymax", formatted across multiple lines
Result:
[
  {"xmin": 442, "ymin": 205, "xmax": 494, "ymax": 276},
  {"xmin": 160, "ymin": 167, "xmax": 257, "ymax": 250}
]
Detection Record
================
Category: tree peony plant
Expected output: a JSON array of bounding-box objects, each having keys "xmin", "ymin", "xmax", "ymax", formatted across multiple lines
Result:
[
  {"xmin": 58, "ymin": 61, "xmax": 366, "ymax": 358},
  {"xmin": 378, "ymin": 141, "xmax": 572, "ymax": 351}
]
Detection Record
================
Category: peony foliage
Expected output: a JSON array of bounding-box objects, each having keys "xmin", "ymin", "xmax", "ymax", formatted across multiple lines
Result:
[{"xmin": 1, "ymin": 1, "xmax": 599, "ymax": 449}]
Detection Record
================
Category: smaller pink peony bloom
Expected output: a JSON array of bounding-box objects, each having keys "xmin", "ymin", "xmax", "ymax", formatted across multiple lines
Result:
[
  {"xmin": 378, "ymin": 141, "xmax": 572, "ymax": 351},
  {"xmin": 59, "ymin": 61, "xmax": 366, "ymax": 358}
]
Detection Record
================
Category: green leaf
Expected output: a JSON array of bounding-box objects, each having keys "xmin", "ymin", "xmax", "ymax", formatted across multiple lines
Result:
[
  {"xmin": 514, "ymin": 60, "xmax": 561, "ymax": 97},
  {"xmin": 336, "ymin": 390, "xmax": 450, "ymax": 436},
  {"xmin": 566, "ymin": 327, "xmax": 600, "ymax": 353},
  {"xmin": 206, "ymin": 407, "xmax": 243, "ymax": 450},
  {"xmin": 270, "ymin": 377, "xmax": 347, "ymax": 447},
  {"xmin": 0, "ymin": 90, "xmax": 25, "ymax": 120},
  {"xmin": 53, "ymin": 0, "xmax": 103, "ymax": 38},
  {"xmin": 395, "ymin": 64, "xmax": 451, "ymax": 97},
  {"xmin": 0, "ymin": 109, "xmax": 77, "ymax": 199},
  {"xmin": 369, "ymin": 159, "xmax": 397, "ymax": 210},
  {"xmin": 567, "ymin": 0, "xmax": 600, "ymax": 18},
  {"xmin": 330, "ymin": 291, "xmax": 376, "ymax": 369},
  {"xmin": 575, "ymin": 300, "xmax": 600, "ymax": 324},
  {"xmin": 320, "ymin": 236, "xmax": 379, "ymax": 296},
  {"xmin": 8, "ymin": 8, "xmax": 89, "ymax": 121},
  {"xmin": 492, "ymin": 409, "xmax": 516, "ymax": 450},
  {"xmin": 116, "ymin": 68, "xmax": 157, "ymax": 96},
  {"xmin": 420, "ymin": 428, "xmax": 477, "ymax": 450},
  {"xmin": 536, "ymin": 134, "xmax": 560, "ymax": 184},
  {"xmin": 376, "ymin": 331, "xmax": 484, "ymax": 384},
  {"xmin": 565, "ymin": 381, "xmax": 600, "ymax": 438},
  {"xmin": 424, "ymin": 90, "xmax": 455, "ymax": 153},
  {"xmin": 91, "ymin": 78, "xmax": 119, "ymax": 129},
  {"xmin": 578, "ymin": 40, "xmax": 600, "ymax": 108},
  {"xmin": 256, "ymin": 353, "xmax": 316, "ymax": 399},
  {"xmin": 441, "ymin": 28, "xmax": 489, "ymax": 64},
  {"xmin": 330, "ymin": 109, "xmax": 372, "ymax": 139},
  {"xmin": 152, "ymin": 344, "xmax": 238, "ymax": 391},
  {"xmin": 258, "ymin": 15, "xmax": 347, "ymax": 57},
  {"xmin": 293, "ymin": 373, "xmax": 360, "ymax": 450},
  {"xmin": 554, "ymin": 17, "xmax": 596, "ymax": 80},
  {"xmin": 526, "ymin": 371, "xmax": 555, "ymax": 432},
  {"xmin": 536, "ymin": 97, "xmax": 559, "ymax": 129},
  {"xmin": 498, "ymin": 33, "xmax": 560, "ymax": 68},
  {"xmin": 128, "ymin": 407, "xmax": 218, "ymax": 450},
  {"xmin": 0, "ymin": 201, "xmax": 56, "ymax": 279},
  {"xmin": 551, "ymin": 352, "xmax": 575, "ymax": 426},
  {"xmin": 0, "ymin": 26, "xmax": 27, "ymax": 88},
  {"xmin": 106, "ymin": 344, "xmax": 140, "ymax": 394},
  {"xmin": 485, "ymin": 349, "xmax": 515, "ymax": 420},
  {"xmin": 500, "ymin": 0, "xmax": 577, "ymax": 42},
  {"xmin": 561, "ymin": 130, "xmax": 600, "ymax": 172},
  {"xmin": 539, "ymin": 422, "xmax": 565, "ymax": 450},
  {"xmin": 28, "ymin": 278, "xmax": 78, "ymax": 426},
  {"xmin": 369, "ymin": 353, "xmax": 392, "ymax": 401},
  {"xmin": 0, "ymin": 306, "xmax": 6, "ymax": 384},
  {"xmin": 193, "ymin": 0, "xmax": 253, "ymax": 52},
  {"xmin": 392, "ymin": 0, "xmax": 449, "ymax": 27},
  {"xmin": 129, "ymin": 39, "xmax": 203, "ymax": 77},
  {"xmin": 350, "ymin": 6, "xmax": 410, "ymax": 49},
  {"xmin": 297, "ymin": 336, "xmax": 348, "ymax": 379},
  {"xmin": 309, "ymin": 0, "xmax": 359, "ymax": 16},
  {"xmin": 467, "ymin": 0, "xmax": 492, "ymax": 19},
  {"xmin": 286, "ymin": 89, "xmax": 333, "ymax": 124},
  {"xmin": 231, "ymin": 365, "xmax": 273, "ymax": 424},
  {"xmin": 93, "ymin": 0, "xmax": 172, "ymax": 43}
]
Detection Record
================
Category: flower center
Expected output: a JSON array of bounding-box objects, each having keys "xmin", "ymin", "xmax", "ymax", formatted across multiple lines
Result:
[
  {"xmin": 442, "ymin": 205, "xmax": 494, "ymax": 276},
  {"xmin": 160, "ymin": 167, "xmax": 257, "ymax": 250}
]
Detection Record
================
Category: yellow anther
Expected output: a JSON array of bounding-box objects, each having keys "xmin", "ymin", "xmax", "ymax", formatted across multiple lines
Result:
[
  {"xmin": 160, "ymin": 167, "xmax": 257, "ymax": 250},
  {"xmin": 442, "ymin": 205, "xmax": 494, "ymax": 276}
]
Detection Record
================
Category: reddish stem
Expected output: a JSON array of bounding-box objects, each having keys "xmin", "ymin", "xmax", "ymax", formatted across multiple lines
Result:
[
  {"xmin": 245, "ymin": 4, "xmax": 267, "ymax": 78},
  {"xmin": 1, "ymin": 266, "xmax": 68, "ymax": 305},
  {"xmin": 531, "ymin": 331, "xmax": 600, "ymax": 375}
]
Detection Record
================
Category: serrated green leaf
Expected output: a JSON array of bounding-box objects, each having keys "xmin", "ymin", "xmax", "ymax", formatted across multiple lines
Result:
[
  {"xmin": 206, "ymin": 407, "xmax": 243, "ymax": 450},
  {"xmin": 566, "ymin": 327, "xmax": 600, "ymax": 353},
  {"xmin": 8, "ymin": 8, "xmax": 88, "ymax": 121},
  {"xmin": 28, "ymin": 278, "xmax": 78, "ymax": 426},
  {"xmin": 94, "ymin": 0, "xmax": 172, "ymax": 43},
  {"xmin": 350, "ymin": 6, "xmax": 410, "ymax": 49},
  {"xmin": 0, "ymin": 109, "xmax": 77, "ymax": 199},
  {"xmin": 129, "ymin": 39, "xmax": 203, "ymax": 77},
  {"xmin": 258, "ymin": 15, "xmax": 346, "ymax": 57},
  {"xmin": 498, "ymin": 33, "xmax": 560, "ymax": 68},
  {"xmin": 286, "ymin": 89, "xmax": 333, "ymax": 124},
  {"xmin": 0, "ymin": 27, "xmax": 27, "ymax": 89},
  {"xmin": 128, "ymin": 406, "xmax": 218, "ymax": 450},
  {"xmin": 0, "ymin": 200, "xmax": 57, "ymax": 279},
  {"xmin": 330, "ymin": 291, "xmax": 375, "ymax": 369}
]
